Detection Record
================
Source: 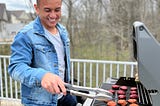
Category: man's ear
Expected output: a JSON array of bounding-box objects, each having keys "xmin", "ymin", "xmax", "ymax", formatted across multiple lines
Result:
[{"xmin": 34, "ymin": 4, "xmax": 39, "ymax": 15}]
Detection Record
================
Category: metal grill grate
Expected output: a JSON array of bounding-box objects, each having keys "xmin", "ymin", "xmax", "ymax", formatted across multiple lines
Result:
[
  {"xmin": 136, "ymin": 82, "xmax": 152, "ymax": 105},
  {"xmin": 91, "ymin": 77, "xmax": 152, "ymax": 106}
]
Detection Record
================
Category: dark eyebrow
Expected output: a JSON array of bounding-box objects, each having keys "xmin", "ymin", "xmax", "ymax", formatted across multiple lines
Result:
[
  {"xmin": 43, "ymin": 8, "xmax": 52, "ymax": 12},
  {"xmin": 43, "ymin": 6, "xmax": 61, "ymax": 13},
  {"xmin": 56, "ymin": 7, "xmax": 61, "ymax": 10},
  {"xmin": 44, "ymin": 8, "xmax": 51, "ymax": 10}
]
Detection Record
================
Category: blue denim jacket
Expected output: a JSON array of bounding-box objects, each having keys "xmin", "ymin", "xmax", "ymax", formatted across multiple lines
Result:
[{"xmin": 8, "ymin": 17, "xmax": 71, "ymax": 106}]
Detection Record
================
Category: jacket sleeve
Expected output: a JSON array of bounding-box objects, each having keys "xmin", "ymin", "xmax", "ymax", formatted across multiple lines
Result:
[{"xmin": 8, "ymin": 32, "xmax": 48, "ymax": 88}]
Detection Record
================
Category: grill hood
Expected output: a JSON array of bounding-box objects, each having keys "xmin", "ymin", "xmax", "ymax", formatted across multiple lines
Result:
[{"xmin": 132, "ymin": 21, "xmax": 160, "ymax": 105}]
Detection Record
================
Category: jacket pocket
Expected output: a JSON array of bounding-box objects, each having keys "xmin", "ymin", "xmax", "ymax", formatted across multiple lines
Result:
[
  {"xmin": 22, "ymin": 86, "xmax": 57, "ymax": 105},
  {"xmin": 35, "ymin": 44, "xmax": 55, "ymax": 53},
  {"xmin": 33, "ymin": 44, "xmax": 56, "ymax": 66}
]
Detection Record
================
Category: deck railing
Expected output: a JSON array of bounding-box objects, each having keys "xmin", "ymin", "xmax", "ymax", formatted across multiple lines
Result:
[{"xmin": 0, "ymin": 55, "xmax": 137, "ymax": 100}]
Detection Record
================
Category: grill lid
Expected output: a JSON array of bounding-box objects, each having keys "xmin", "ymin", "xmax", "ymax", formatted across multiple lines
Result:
[
  {"xmin": 132, "ymin": 22, "xmax": 160, "ymax": 105},
  {"xmin": 132, "ymin": 21, "xmax": 160, "ymax": 91}
]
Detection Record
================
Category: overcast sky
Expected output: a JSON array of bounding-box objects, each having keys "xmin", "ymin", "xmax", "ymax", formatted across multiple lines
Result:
[
  {"xmin": 0, "ymin": 0, "xmax": 36, "ymax": 12},
  {"xmin": 1, "ymin": 0, "xmax": 67, "ymax": 15}
]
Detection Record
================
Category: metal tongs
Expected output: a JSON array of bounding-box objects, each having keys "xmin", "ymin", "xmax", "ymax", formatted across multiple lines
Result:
[{"xmin": 65, "ymin": 83, "xmax": 113, "ymax": 101}]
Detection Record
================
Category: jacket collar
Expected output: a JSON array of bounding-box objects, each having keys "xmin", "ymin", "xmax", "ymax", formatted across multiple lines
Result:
[
  {"xmin": 33, "ymin": 16, "xmax": 68, "ymax": 43},
  {"xmin": 33, "ymin": 17, "xmax": 65, "ymax": 35},
  {"xmin": 33, "ymin": 16, "xmax": 45, "ymax": 36}
]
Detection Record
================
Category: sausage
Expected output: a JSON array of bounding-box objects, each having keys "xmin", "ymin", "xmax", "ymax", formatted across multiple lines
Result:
[
  {"xmin": 129, "ymin": 103, "xmax": 139, "ymax": 106},
  {"xmin": 118, "ymin": 95, "xmax": 126, "ymax": 100},
  {"xmin": 130, "ymin": 91, "xmax": 137, "ymax": 95},
  {"xmin": 130, "ymin": 94, "xmax": 138, "ymax": 99},
  {"xmin": 128, "ymin": 99, "xmax": 137, "ymax": 104},
  {"xmin": 108, "ymin": 89, "xmax": 115, "ymax": 95},
  {"xmin": 120, "ymin": 86, "xmax": 128, "ymax": 91},
  {"xmin": 107, "ymin": 100, "xmax": 117, "ymax": 106},
  {"xmin": 118, "ymin": 99, "xmax": 127, "ymax": 106},
  {"xmin": 130, "ymin": 87, "xmax": 137, "ymax": 91},
  {"xmin": 117, "ymin": 90, "xmax": 126, "ymax": 95},
  {"xmin": 112, "ymin": 84, "xmax": 120, "ymax": 90}
]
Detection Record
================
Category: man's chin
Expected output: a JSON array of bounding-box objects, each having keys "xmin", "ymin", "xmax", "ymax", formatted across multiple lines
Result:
[{"xmin": 49, "ymin": 23, "xmax": 57, "ymax": 27}]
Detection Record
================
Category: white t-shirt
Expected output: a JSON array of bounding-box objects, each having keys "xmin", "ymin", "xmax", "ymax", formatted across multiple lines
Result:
[{"xmin": 44, "ymin": 27, "xmax": 65, "ymax": 99}]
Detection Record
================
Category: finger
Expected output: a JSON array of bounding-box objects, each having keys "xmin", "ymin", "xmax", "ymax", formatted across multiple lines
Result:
[
  {"xmin": 53, "ymin": 83, "xmax": 61, "ymax": 94},
  {"xmin": 42, "ymin": 82, "xmax": 55, "ymax": 94},
  {"xmin": 48, "ymin": 85, "xmax": 55, "ymax": 94},
  {"xmin": 58, "ymin": 82, "xmax": 66, "ymax": 95}
]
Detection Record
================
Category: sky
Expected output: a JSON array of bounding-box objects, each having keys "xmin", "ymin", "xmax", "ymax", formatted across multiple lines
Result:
[
  {"xmin": 0, "ymin": 0, "xmax": 36, "ymax": 13},
  {"xmin": 1, "ymin": 0, "xmax": 67, "ymax": 15}
]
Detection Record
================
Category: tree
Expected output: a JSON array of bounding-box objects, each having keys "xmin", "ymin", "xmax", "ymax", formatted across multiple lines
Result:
[{"xmin": 60, "ymin": 0, "xmax": 160, "ymax": 61}]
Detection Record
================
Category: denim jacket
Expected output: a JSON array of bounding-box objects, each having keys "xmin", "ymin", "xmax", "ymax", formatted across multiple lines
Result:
[{"xmin": 8, "ymin": 17, "xmax": 71, "ymax": 106}]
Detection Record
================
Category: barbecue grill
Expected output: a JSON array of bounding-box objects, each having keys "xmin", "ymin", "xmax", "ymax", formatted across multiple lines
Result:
[
  {"xmin": 132, "ymin": 21, "xmax": 160, "ymax": 106},
  {"xmin": 68, "ymin": 22, "xmax": 160, "ymax": 106},
  {"xmin": 85, "ymin": 22, "xmax": 160, "ymax": 106}
]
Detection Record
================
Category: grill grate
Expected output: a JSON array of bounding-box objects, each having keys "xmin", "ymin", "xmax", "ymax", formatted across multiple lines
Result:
[
  {"xmin": 136, "ymin": 82, "xmax": 152, "ymax": 105},
  {"xmin": 91, "ymin": 77, "xmax": 152, "ymax": 106}
]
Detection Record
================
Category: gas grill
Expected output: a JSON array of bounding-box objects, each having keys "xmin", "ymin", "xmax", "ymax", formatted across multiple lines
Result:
[
  {"xmin": 132, "ymin": 21, "xmax": 160, "ymax": 106},
  {"xmin": 82, "ymin": 22, "xmax": 160, "ymax": 106},
  {"xmin": 68, "ymin": 22, "xmax": 160, "ymax": 105}
]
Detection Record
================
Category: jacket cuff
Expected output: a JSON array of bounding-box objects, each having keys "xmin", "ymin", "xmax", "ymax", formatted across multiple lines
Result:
[{"xmin": 36, "ymin": 68, "xmax": 48, "ymax": 81}]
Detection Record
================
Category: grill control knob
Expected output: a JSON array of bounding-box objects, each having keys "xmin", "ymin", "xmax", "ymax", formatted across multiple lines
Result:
[{"xmin": 148, "ymin": 89, "xmax": 159, "ymax": 95}]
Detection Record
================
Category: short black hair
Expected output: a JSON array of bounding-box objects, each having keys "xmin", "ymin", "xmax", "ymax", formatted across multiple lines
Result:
[
  {"xmin": 36, "ymin": 0, "xmax": 62, "ymax": 6},
  {"xmin": 36, "ymin": 0, "xmax": 39, "ymax": 6}
]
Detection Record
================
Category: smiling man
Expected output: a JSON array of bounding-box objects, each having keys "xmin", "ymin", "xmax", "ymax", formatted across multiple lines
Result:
[{"xmin": 8, "ymin": 0, "xmax": 77, "ymax": 106}]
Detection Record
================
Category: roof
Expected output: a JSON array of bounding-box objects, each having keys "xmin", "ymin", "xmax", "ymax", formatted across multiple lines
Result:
[
  {"xmin": 0, "ymin": 3, "xmax": 8, "ymax": 21},
  {"xmin": 7, "ymin": 10, "xmax": 32, "ymax": 21},
  {"xmin": 7, "ymin": 10, "xmax": 25, "ymax": 18}
]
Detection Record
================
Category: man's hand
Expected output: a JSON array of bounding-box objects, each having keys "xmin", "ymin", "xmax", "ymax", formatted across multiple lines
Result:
[{"xmin": 41, "ymin": 72, "xmax": 66, "ymax": 95}]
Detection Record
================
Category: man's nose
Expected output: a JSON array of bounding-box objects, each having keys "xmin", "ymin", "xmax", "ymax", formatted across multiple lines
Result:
[{"xmin": 49, "ymin": 11, "xmax": 56, "ymax": 18}]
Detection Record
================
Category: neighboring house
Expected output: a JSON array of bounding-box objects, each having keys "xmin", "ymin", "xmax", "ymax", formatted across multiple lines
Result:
[
  {"xmin": 7, "ymin": 10, "xmax": 32, "ymax": 24},
  {"xmin": 5, "ymin": 10, "xmax": 33, "ymax": 41},
  {"xmin": 0, "ymin": 3, "xmax": 8, "ymax": 41},
  {"xmin": 0, "ymin": 3, "xmax": 34, "ymax": 42},
  {"xmin": 5, "ymin": 23, "xmax": 25, "ymax": 41}
]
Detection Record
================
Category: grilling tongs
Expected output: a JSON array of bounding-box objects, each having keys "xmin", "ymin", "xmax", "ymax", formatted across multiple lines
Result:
[{"xmin": 65, "ymin": 83, "xmax": 113, "ymax": 101}]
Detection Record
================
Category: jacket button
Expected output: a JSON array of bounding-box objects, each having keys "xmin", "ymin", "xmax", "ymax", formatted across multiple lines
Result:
[{"xmin": 54, "ymin": 64, "xmax": 57, "ymax": 67}]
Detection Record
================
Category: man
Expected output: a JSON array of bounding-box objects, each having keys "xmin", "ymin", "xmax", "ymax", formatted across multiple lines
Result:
[{"xmin": 8, "ymin": 0, "xmax": 77, "ymax": 105}]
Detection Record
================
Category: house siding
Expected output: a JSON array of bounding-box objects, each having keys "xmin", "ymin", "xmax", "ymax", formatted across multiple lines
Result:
[{"xmin": 0, "ymin": 3, "xmax": 33, "ymax": 42}]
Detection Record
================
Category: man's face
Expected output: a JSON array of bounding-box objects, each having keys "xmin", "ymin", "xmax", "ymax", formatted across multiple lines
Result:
[{"xmin": 34, "ymin": 0, "xmax": 62, "ymax": 30}]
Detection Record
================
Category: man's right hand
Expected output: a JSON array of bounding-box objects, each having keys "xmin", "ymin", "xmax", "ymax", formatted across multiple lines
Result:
[{"xmin": 41, "ymin": 72, "xmax": 66, "ymax": 95}]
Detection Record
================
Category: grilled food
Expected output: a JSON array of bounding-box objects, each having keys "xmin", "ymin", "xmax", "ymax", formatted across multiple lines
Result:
[{"xmin": 118, "ymin": 99, "xmax": 127, "ymax": 106}]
